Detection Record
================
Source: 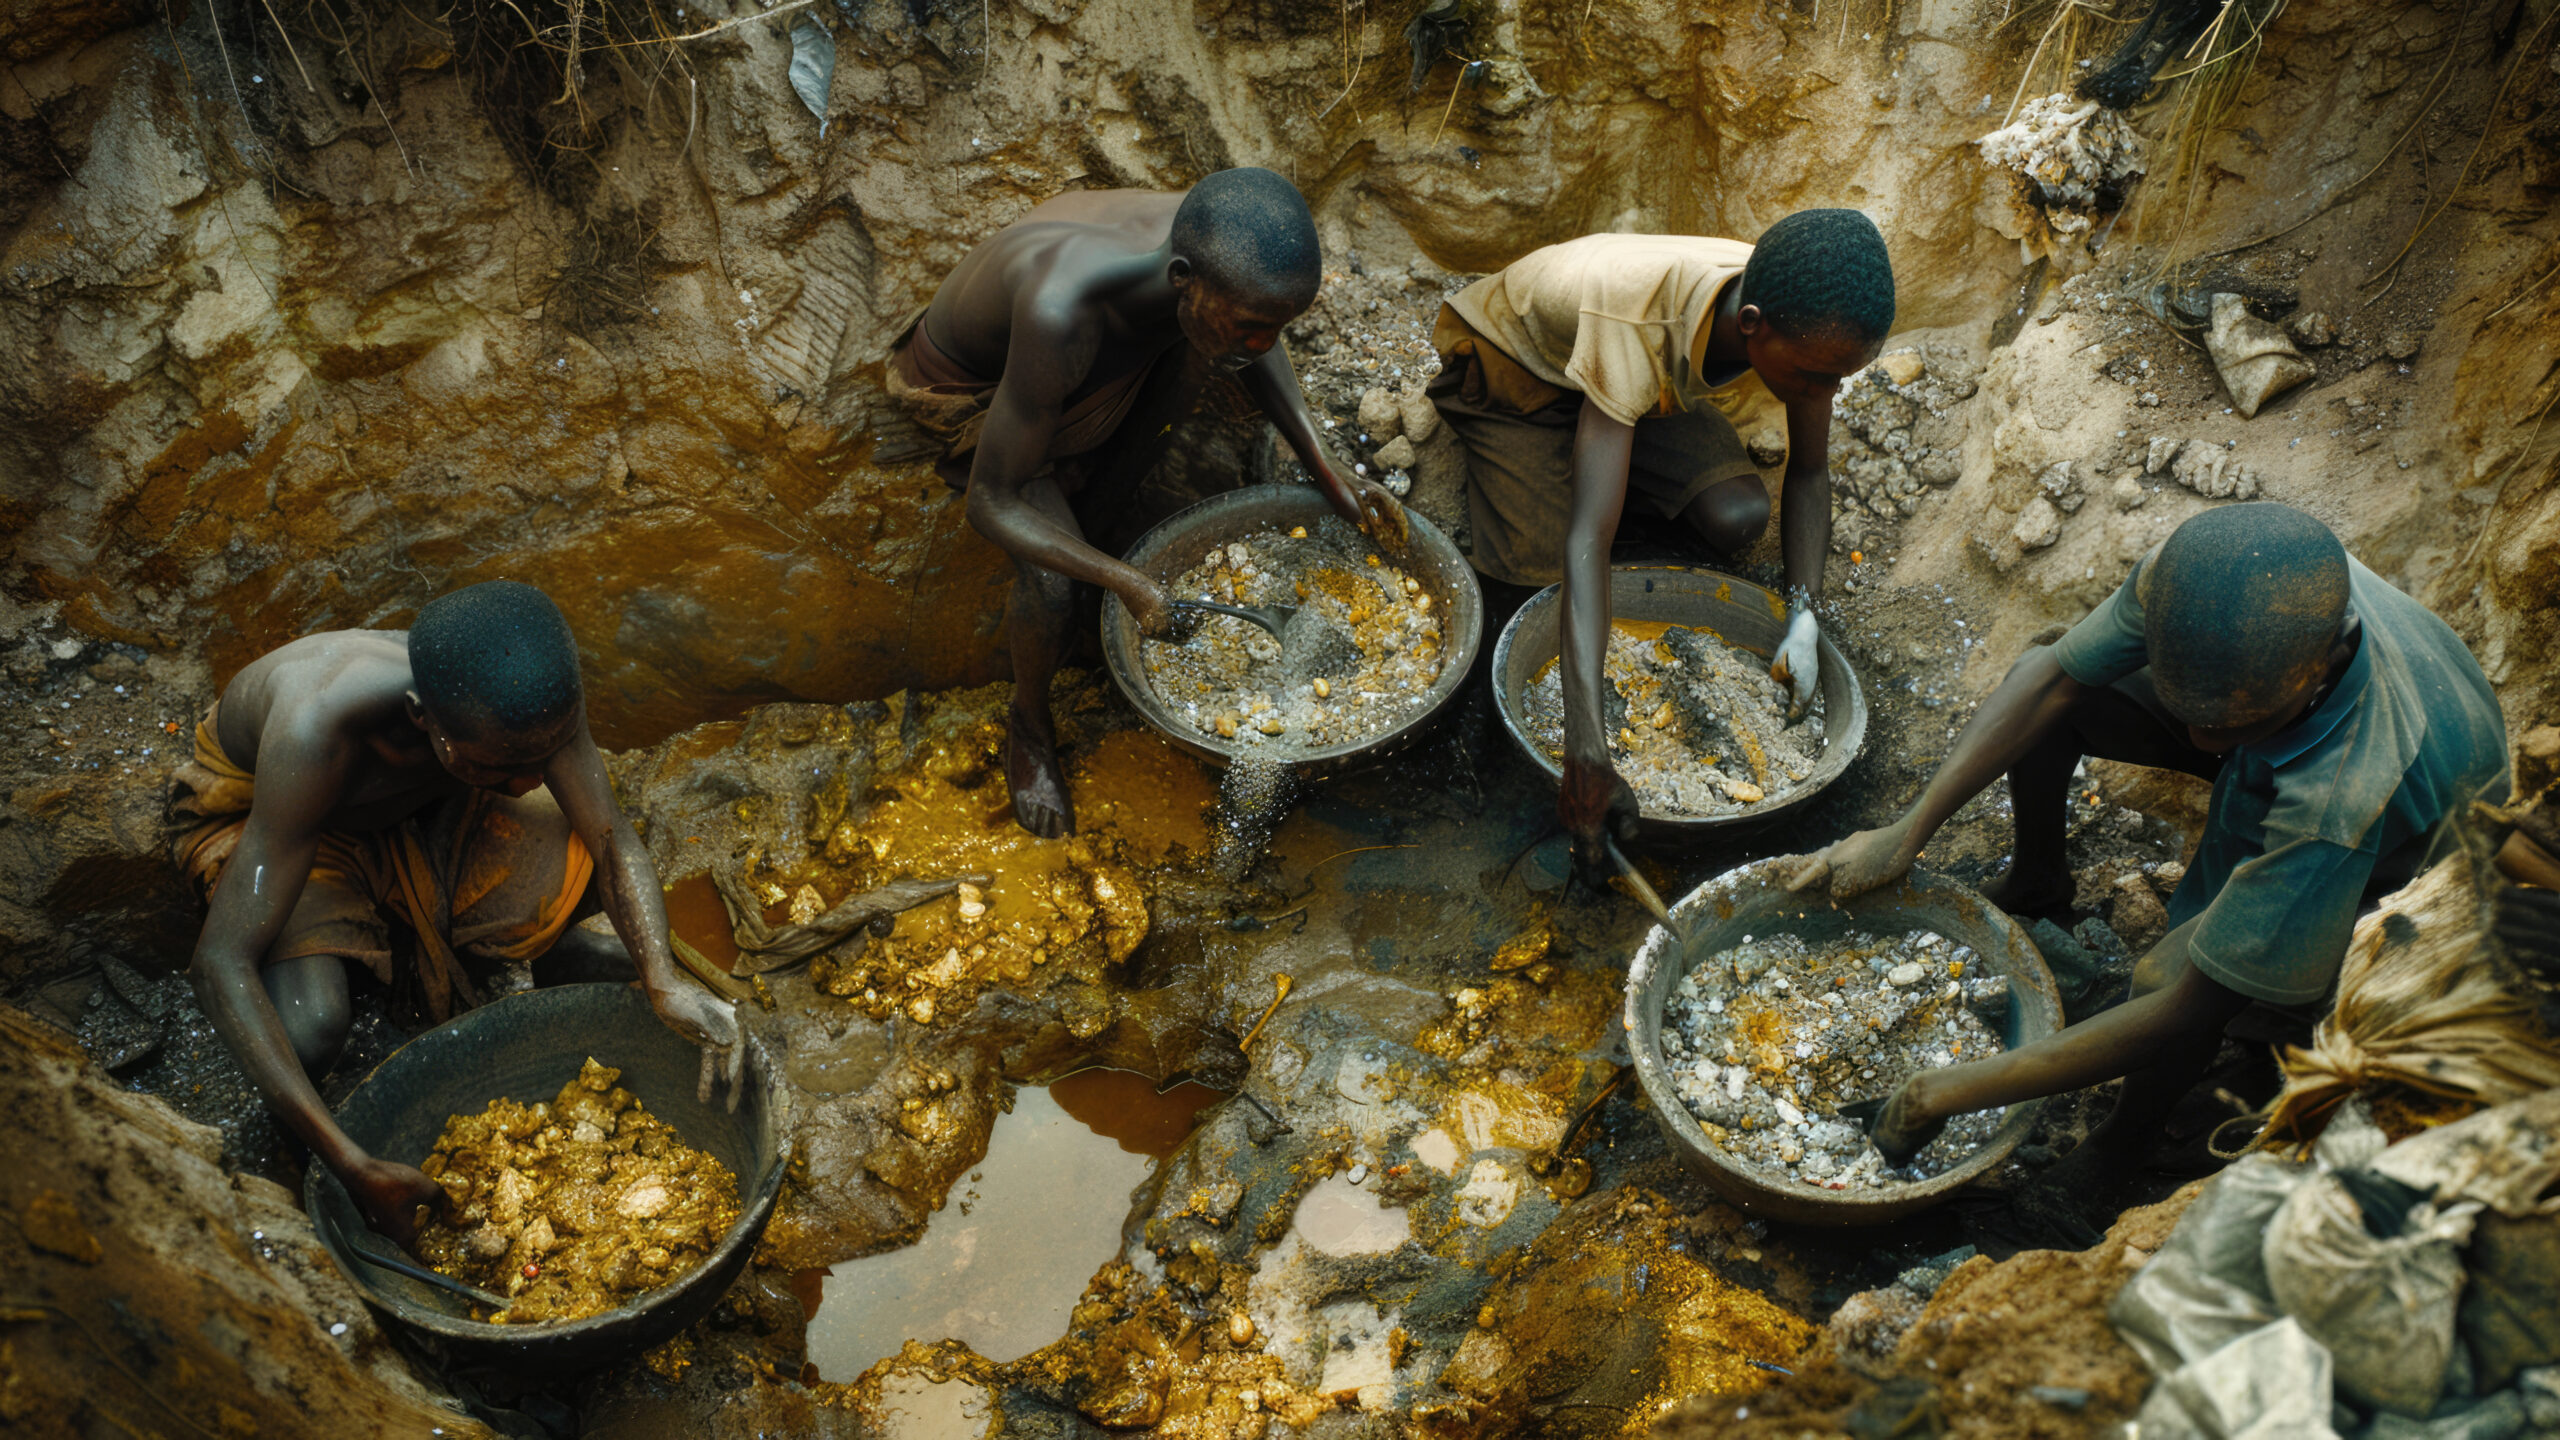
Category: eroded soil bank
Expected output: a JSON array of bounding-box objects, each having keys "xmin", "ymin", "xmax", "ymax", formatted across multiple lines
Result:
[{"xmin": 3, "ymin": 0, "xmax": 2558, "ymax": 1434}]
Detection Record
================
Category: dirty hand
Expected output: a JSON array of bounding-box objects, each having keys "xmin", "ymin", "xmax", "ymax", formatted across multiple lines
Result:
[
  {"xmin": 1560, "ymin": 755, "xmax": 1641, "ymax": 887},
  {"xmin": 1840, "ymin": 1082, "xmax": 1946, "ymax": 1169},
  {"xmin": 1786, "ymin": 821, "xmax": 1920, "ymax": 903},
  {"xmin": 651, "ymin": 982, "xmax": 746, "ymax": 1112},
  {"xmin": 348, "ymin": 1155, "xmax": 445, "ymax": 1252},
  {"xmin": 1345, "ymin": 474, "xmax": 1412, "ymax": 557},
  {"xmin": 1131, "ymin": 583, "xmax": 1204, "ymax": 645},
  {"xmin": 1769, "ymin": 604, "xmax": 1820, "ymax": 723}
]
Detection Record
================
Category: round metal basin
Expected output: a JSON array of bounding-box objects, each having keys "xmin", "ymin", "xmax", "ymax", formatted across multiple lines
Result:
[
  {"xmin": 305, "ymin": 983, "xmax": 787, "ymax": 1373},
  {"xmin": 1622, "ymin": 859, "xmax": 2063, "ymax": 1226},
  {"xmin": 1490, "ymin": 565, "xmax": 1866, "ymax": 845},
  {"xmin": 1101, "ymin": 485, "xmax": 1484, "ymax": 780}
]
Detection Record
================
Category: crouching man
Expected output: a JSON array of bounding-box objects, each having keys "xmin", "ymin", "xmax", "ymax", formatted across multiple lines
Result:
[
  {"xmin": 1789, "ymin": 503, "xmax": 2508, "ymax": 1215},
  {"xmin": 1425, "ymin": 211, "xmax": 1895, "ymax": 869},
  {"xmin": 172, "ymin": 581, "xmax": 740, "ymax": 1245},
  {"xmin": 888, "ymin": 166, "xmax": 1405, "ymax": 839}
]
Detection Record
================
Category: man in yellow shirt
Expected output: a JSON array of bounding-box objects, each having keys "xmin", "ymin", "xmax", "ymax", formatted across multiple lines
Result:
[{"xmin": 1426, "ymin": 212, "xmax": 1894, "ymax": 864}]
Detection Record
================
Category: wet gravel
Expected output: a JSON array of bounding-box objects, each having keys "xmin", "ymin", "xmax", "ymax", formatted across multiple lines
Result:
[
  {"xmin": 1663, "ymin": 929, "xmax": 2009, "ymax": 1190},
  {"xmin": 1520, "ymin": 622, "xmax": 1822, "ymax": 817},
  {"xmin": 1140, "ymin": 519, "xmax": 1447, "ymax": 754}
]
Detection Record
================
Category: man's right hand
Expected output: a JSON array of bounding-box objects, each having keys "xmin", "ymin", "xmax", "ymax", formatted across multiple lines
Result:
[
  {"xmin": 1130, "ymin": 584, "xmax": 1202, "ymax": 644},
  {"xmin": 1560, "ymin": 755, "xmax": 1641, "ymax": 885},
  {"xmin": 1787, "ymin": 820, "xmax": 1921, "ymax": 903},
  {"xmin": 348, "ymin": 1155, "xmax": 445, "ymax": 1252}
]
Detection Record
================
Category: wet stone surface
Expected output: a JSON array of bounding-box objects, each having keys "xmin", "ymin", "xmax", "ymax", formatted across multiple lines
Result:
[{"xmin": 1662, "ymin": 931, "xmax": 2008, "ymax": 1190}]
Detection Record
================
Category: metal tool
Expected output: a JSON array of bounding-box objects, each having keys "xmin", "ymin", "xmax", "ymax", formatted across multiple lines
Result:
[
  {"xmin": 1174, "ymin": 598, "xmax": 1299, "ymax": 642},
  {"xmin": 1605, "ymin": 835, "xmax": 1687, "ymax": 949},
  {"xmin": 331, "ymin": 1215, "xmax": 512, "ymax": 1311}
]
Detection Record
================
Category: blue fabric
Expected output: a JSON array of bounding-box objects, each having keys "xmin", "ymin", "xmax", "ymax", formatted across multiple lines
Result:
[{"xmin": 2048, "ymin": 557, "xmax": 2508, "ymax": 1005}]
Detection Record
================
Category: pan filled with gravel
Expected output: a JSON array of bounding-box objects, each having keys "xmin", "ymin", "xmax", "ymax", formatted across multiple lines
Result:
[
  {"xmin": 1492, "ymin": 566, "xmax": 1866, "ymax": 845},
  {"xmin": 1102, "ymin": 485, "xmax": 1482, "ymax": 778},
  {"xmin": 1623, "ymin": 858, "xmax": 2064, "ymax": 1225}
]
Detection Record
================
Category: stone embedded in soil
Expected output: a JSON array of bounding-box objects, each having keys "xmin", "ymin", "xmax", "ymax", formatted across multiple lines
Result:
[{"xmin": 1662, "ymin": 930, "xmax": 2009, "ymax": 1190}]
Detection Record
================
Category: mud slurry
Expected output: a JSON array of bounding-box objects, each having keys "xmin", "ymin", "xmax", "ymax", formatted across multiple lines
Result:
[{"xmin": 577, "ymin": 673, "xmax": 1895, "ymax": 1438}]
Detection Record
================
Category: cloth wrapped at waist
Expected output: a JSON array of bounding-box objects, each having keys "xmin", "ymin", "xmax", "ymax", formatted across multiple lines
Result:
[
  {"xmin": 170, "ymin": 704, "xmax": 593, "ymax": 1020},
  {"xmin": 884, "ymin": 309, "xmax": 1162, "ymax": 491}
]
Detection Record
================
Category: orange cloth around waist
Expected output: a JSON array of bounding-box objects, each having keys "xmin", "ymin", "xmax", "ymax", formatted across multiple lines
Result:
[{"xmin": 169, "ymin": 703, "xmax": 593, "ymax": 1017}]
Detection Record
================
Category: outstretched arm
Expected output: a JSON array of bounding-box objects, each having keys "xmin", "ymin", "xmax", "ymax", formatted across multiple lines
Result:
[
  {"xmin": 1237, "ymin": 346, "xmax": 1407, "ymax": 547},
  {"xmin": 188, "ymin": 736, "xmax": 440, "ymax": 1244},
  {"xmin": 543, "ymin": 726, "xmax": 743, "ymax": 1103},
  {"xmin": 1768, "ymin": 394, "xmax": 1836, "ymax": 721},
  {"xmin": 963, "ymin": 296, "xmax": 1184, "ymax": 635},
  {"xmin": 1791, "ymin": 645, "xmax": 2087, "ymax": 900},
  {"xmin": 1557, "ymin": 396, "xmax": 1640, "ymax": 874}
]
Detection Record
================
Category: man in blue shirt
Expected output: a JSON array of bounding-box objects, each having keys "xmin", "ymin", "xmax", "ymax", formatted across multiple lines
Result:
[{"xmin": 1788, "ymin": 502, "xmax": 2508, "ymax": 1194}]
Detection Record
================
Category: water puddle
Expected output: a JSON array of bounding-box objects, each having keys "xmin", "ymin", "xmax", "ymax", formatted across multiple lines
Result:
[
  {"xmin": 803, "ymin": 1072, "xmax": 1224, "ymax": 1381},
  {"xmin": 875, "ymin": 1373, "xmax": 991, "ymax": 1440},
  {"xmin": 662, "ymin": 872, "xmax": 744, "ymax": 972}
]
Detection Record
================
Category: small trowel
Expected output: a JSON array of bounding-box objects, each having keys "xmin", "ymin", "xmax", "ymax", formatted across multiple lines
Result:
[
  {"xmin": 332, "ymin": 1214, "xmax": 512, "ymax": 1311},
  {"xmin": 1605, "ymin": 835, "xmax": 1689, "ymax": 950},
  {"xmin": 1173, "ymin": 598, "xmax": 1299, "ymax": 642}
]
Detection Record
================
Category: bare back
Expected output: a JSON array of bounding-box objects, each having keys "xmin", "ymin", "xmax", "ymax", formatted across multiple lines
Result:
[
  {"xmin": 215, "ymin": 631, "xmax": 465, "ymax": 833},
  {"xmin": 921, "ymin": 189, "xmax": 1187, "ymax": 400}
]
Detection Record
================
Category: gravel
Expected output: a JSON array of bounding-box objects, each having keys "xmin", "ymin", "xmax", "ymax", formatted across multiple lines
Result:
[
  {"xmin": 1520, "ymin": 622, "xmax": 1822, "ymax": 817},
  {"xmin": 1139, "ymin": 517, "xmax": 1447, "ymax": 754},
  {"xmin": 1661, "ymin": 928, "xmax": 2011, "ymax": 1190}
]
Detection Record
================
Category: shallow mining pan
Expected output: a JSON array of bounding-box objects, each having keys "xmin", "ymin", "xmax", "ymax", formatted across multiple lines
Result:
[
  {"xmin": 306, "ymin": 983, "xmax": 788, "ymax": 1373},
  {"xmin": 1491, "ymin": 565, "xmax": 1867, "ymax": 848},
  {"xmin": 1623, "ymin": 859, "xmax": 2063, "ymax": 1226},
  {"xmin": 1101, "ymin": 484, "xmax": 1484, "ymax": 781}
]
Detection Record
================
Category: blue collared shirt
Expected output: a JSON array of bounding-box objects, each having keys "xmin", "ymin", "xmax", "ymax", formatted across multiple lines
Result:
[{"xmin": 2049, "ymin": 556, "xmax": 2508, "ymax": 1005}]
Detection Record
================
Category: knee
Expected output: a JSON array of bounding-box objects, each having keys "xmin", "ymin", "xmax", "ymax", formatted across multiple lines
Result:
[
  {"xmin": 1686, "ymin": 476, "xmax": 1771, "ymax": 554},
  {"xmin": 262, "ymin": 957, "xmax": 351, "ymax": 1076}
]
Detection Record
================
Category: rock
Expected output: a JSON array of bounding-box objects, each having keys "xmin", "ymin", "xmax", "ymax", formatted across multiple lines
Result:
[
  {"xmin": 1917, "ymin": 451, "xmax": 1962, "ymax": 485},
  {"xmin": 2110, "ymin": 873, "xmax": 2169, "ymax": 950},
  {"xmin": 2146, "ymin": 435, "xmax": 2187, "ymax": 475},
  {"xmin": 1398, "ymin": 389, "xmax": 1441, "ymax": 444},
  {"xmin": 2010, "ymin": 496, "xmax": 2065, "ymax": 551},
  {"xmin": 2151, "ymin": 860, "xmax": 2188, "ymax": 895},
  {"xmin": 2111, "ymin": 476, "xmax": 2147, "ymax": 511},
  {"xmin": 2205, "ymin": 293, "xmax": 2315, "ymax": 417},
  {"xmin": 2029, "ymin": 1385, "xmax": 2093, "ymax": 1411},
  {"xmin": 2174, "ymin": 446, "xmax": 2259, "ymax": 500},
  {"xmin": 1357, "ymin": 386, "xmax": 1403, "ymax": 441},
  {"xmin": 1373, "ymin": 435, "xmax": 1417, "ymax": 470},
  {"xmin": 2288, "ymin": 311, "xmax": 2336, "ymax": 347},
  {"xmin": 1747, "ymin": 428, "xmax": 1789, "ymax": 468},
  {"xmin": 2384, "ymin": 329, "xmax": 2423, "ymax": 361},
  {"xmin": 1876, "ymin": 351, "xmax": 1927, "ymax": 387},
  {"xmin": 1886, "ymin": 961, "xmax": 1927, "ymax": 987}
]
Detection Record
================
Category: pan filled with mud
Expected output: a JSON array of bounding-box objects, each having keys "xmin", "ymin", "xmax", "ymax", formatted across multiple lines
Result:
[
  {"xmin": 1623, "ymin": 858, "xmax": 2063, "ymax": 1226},
  {"xmin": 1492, "ymin": 565, "xmax": 1867, "ymax": 844},
  {"xmin": 306, "ymin": 983, "xmax": 787, "ymax": 1371},
  {"xmin": 1101, "ymin": 485, "xmax": 1483, "ymax": 779}
]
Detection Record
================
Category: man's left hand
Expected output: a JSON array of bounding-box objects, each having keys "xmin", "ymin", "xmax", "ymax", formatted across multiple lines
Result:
[
  {"xmin": 1770, "ymin": 606, "xmax": 1820, "ymax": 723},
  {"xmin": 1331, "ymin": 473, "xmax": 1411, "ymax": 557},
  {"xmin": 649, "ymin": 982, "xmax": 746, "ymax": 1111}
]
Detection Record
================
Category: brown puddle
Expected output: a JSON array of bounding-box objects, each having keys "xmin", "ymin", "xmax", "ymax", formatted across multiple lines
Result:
[
  {"xmin": 662, "ymin": 872, "xmax": 743, "ymax": 972},
  {"xmin": 1047, "ymin": 1067, "xmax": 1227, "ymax": 1160},
  {"xmin": 800, "ymin": 1073, "xmax": 1227, "ymax": 1381}
]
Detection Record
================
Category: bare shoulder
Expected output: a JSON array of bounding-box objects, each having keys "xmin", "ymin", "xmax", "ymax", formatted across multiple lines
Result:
[{"xmin": 219, "ymin": 630, "xmax": 414, "ymax": 768}]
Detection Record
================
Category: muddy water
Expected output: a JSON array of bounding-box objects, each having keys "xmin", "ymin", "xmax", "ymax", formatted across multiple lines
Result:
[
  {"xmin": 661, "ymin": 873, "xmax": 743, "ymax": 972},
  {"xmin": 802, "ymin": 1074, "xmax": 1222, "ymax": 1381}
]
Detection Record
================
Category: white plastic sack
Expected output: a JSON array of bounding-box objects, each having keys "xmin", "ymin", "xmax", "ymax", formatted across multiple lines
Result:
[
  {"xmin": 2264, "ymin": 1169, "xmax": 2480, "ymax": 1418},
  {"xmin": 2132, "ymin": 1317, "xmax": 2343, "ymax": 1440},
  {"xmin": 2111, "ymin": 1152, "xmax": 2306, "ymax": 1372}
]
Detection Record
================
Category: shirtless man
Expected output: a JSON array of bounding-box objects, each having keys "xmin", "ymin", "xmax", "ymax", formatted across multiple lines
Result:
[
  {"xmin": 888, "ymin": 166, "xmax": 1405, "ymax": 837},
  {"xmin": 1422, "ymin": 211, "xmax": 1895, "ymax": 872},
  {"xmin": 1788, "ymin": 504, "xmax": 2507, "ymax": 1224},
  {"xmin": 171, "ymin": 581, "xmax": 739, "ymax": 1245}
]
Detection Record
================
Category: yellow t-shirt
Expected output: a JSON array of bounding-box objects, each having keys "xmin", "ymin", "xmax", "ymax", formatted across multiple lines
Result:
[{"xmin": 1444, "ymin": 234, "xmax": 1756, "ymax": 429}]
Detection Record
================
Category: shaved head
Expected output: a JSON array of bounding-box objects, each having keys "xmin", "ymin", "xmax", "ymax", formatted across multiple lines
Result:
[{"xmin": 2143, "ymin": 503, "xmax": 2351, "ymax": 728}]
